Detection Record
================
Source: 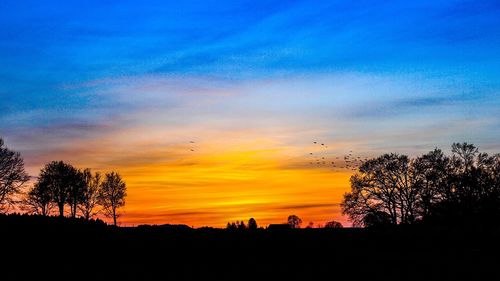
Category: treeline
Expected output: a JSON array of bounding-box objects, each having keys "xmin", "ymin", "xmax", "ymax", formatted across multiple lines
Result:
[
  {"xmin": 0, "ymin": 138, "xmax": 127, "ymax": 225},
  {"xmin": 226, "ymin": 218, "xmax": 258, "ymax": 230},
  {"xmin": 342, "ymin": 143, "xmax": 500, "ymax": 227},
  {"xmin": 0, "ymin": 212, "xmax": 107, "ymax": 227},
  {"xmin": 226, "ymin": 215, "xmax": 343, "ymax": 230}
]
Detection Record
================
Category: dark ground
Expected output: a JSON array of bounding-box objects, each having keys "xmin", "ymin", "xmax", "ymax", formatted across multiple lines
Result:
[{"xmin": 1, "ymin": 214, "xmax": 499, "ymax": 281}]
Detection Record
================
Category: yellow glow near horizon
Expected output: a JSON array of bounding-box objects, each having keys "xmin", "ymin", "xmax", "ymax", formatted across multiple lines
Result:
[
  {"xmin": 22, "ymin": 126, "xmax": 356, "ymax": 227},
  {"xmin": 114, "ymin": 140, "xmax": 353, "ymax": 227}
]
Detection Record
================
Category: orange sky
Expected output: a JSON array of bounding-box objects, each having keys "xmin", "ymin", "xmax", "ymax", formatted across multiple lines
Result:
[
  {"xmin": 13, "ymin": 74, "xmax": 470, "ymax": 228},
  {"xmin": 4, "ymin": 0, "xmax": 500, "ymax": 229},
  {"xmin": 13, "ymin": 74, "xmax": 476, "ymax": 228},
  {"xmin": 21, "ymin": 125, "xmax": 357, "ymax": 228}
]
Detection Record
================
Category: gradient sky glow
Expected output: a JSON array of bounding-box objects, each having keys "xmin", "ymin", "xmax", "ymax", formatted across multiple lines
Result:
[{"xmin": 1, "ymin": 0, "xmax": 500, "ymax": 227}]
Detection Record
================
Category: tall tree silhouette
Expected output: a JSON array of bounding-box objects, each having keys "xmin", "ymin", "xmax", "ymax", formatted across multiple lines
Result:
[
  {"xmin": 0, "ymin": 138, "xmax": 30, "ymax": 212},
  {"xmin": 412, "ymin": 149, "xmax": 450, "ymax": 219},
  {"xmin": 79, "ymin": 169, "xmax": 102, "ymax": 220},
  {"xmin": 287, "ymin": 215, "xmax": 302, "ymax": 229},
  {"xmin": 99, "ymin": 172, "xmax": 126, "ymax": 226},
  {"xmin": 23, "ymin": 181, "xmax": 53, "ymax": 216},
  {"xmin": 342, "ymin": 154, "xmax": 418, "ymax": 226},
  {"xmin": 37, "ymin": 161, "xmax": 82, "ymax": 217},
  {"xmin": 67, "ymin": 170, "xmax": 86, "ymax": 218}
]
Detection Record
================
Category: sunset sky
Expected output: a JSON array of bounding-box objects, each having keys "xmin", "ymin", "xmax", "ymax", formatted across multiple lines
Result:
[{"xmin": 1, "ymin": 0, "xmax": 500, "ymax": 227}]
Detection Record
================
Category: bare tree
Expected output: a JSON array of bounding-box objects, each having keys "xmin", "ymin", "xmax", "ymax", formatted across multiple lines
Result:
[
  {"xmin": 0, "ymin": 138, "xmax": 30, "ymax": 212},
  {"xmin": 412, "ymin": 149, "xmax": 450, "ymax": 218},
  {"xmin": 79, "ymin": 169, "xmax": 102, "ymax": 220},
  {"xmin": 343, "ymin": 143, "xmax": 500, "ymax": 227},
  {"xmin": 22, "ymin": 181, "xmax": 53, "ymax": 216},
  {"xmin": 342, "ymin": 154, "xmax": 418, "ymax": 226},
  {"xmin": 99, "ymin": 172, "xmax": 127, "ymax": 226},
  {"xmin": 67, "ymin": 170, "xmax": 85, "ymax": 218},
  {"xmin": 287, "ymin": 215, "xmax": 302, "ymax": 229}
]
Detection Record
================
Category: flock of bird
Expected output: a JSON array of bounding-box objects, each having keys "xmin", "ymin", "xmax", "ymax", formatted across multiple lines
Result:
[
  {"xmin": 308, "ymin": 141, "xmax": 368, "ymax": 171},
  {"xmin": 185, "ymin": 139, "xmax": 368, "ymax": 172}
]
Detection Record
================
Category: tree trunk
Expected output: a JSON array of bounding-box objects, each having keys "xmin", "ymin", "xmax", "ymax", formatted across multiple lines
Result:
[
  {"xmin": 71, "ymin": 203, "xmax": 77, "ymax": 218},
  {"xmin": 113, "ymin": 208, "xmax": 117, "ymax": 226},
  {"xmin": 58, "ymin": 203, "xmax": 64, "ymax": 217}
]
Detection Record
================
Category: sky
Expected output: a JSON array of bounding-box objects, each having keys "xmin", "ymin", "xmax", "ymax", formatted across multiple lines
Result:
[{"xmin": 1, "ymin": 0, "xmax": 500, "ymax": 227}]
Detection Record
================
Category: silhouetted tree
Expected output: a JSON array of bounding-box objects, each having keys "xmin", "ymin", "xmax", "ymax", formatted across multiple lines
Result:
[
  {"xmin": 226, "ymin": 222, "xmax": 237, "ymax": 230},
  {"xmin": 363, "ymin": 210, "xmax": 392, "ymax": 228},
  {"xmin": 342, "ymin": 154, "xmax": 418, "ymax": 226},
  {"xmin": 37, "ymin": 161, "xmax": 82, "ymax": 217},
  {"xmin": 324, "ymin": 220, "xmax": 343, "ymax": 228},
  {"xmin": 287, "ymin": 215, "xmax": 302, "ymax": 229},
  {"xmin": 79, "ymin": 169, "xmax": 101, "ymax": 220},
  {"xmin": 22, "ymin": 181, "xmax": 53, "ymax": 216},
  {"xmin": 248, "ymin": 218, "xmax": 257, "ymax": 230},
  {"xmin": 306, "ymin": 222, "xmax": 314, "ymax": 228},
  {"xmin": 441, "ymin": 143, "xmax": 500, "ymax": 221},
  {"xmin": 99, "ymin": 172, "xmax": 126, "ymax": 226},
  {"xmin": 237, "ymin": 220, "xmax": 246, "ymax": 230},
  {"xmin": 343, "ymin": 143, "xmax": 500, "ymax": 227},
  {"xmin": 0, "ymin": 138, "xmax": 30, "ymax": 212},
  {"xmin": 412, "ymin": 149, "xmax": 450, "ymax": 219},
  {"xmin": 67, "ymin": 170, "xmax": 86, "ymax": 218}
]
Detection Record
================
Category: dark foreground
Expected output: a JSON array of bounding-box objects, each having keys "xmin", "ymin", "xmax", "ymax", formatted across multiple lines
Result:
[{"xmin": 1, "ymin": 215, "xmax": 499, "ymax": 281}]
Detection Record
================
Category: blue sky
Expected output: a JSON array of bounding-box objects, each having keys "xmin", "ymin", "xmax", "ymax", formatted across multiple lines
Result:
[{"xmin": 2, "ymin": 0, "xmax": 500, "ymax": 155}]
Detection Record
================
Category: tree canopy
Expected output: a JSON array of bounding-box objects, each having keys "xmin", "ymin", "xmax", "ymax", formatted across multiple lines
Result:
[
  {"xmin": 0, "ymin": 138, "xmax": 30, "ymax": 212},
  {"xmin": 287, "ymin": 215, "xmax": 302, "ymax": 229},
  {"xmin": 342, "ymin": 143, "xmax": 500, "ymax": 227},
  {"xmin": 99, "ymin": 172, "xmax": 127, "ymax": 226}
]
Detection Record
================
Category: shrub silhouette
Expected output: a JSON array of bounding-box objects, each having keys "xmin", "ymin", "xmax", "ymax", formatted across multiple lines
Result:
[{"xmin": 324, "ymin": 220, "xmax": 343, "ymax": 228}]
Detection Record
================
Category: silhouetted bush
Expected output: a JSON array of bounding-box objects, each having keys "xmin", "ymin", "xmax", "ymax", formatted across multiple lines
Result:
[{"xmin": 324, "ymin": 220, "xmax": 343, "ymax": 228}]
